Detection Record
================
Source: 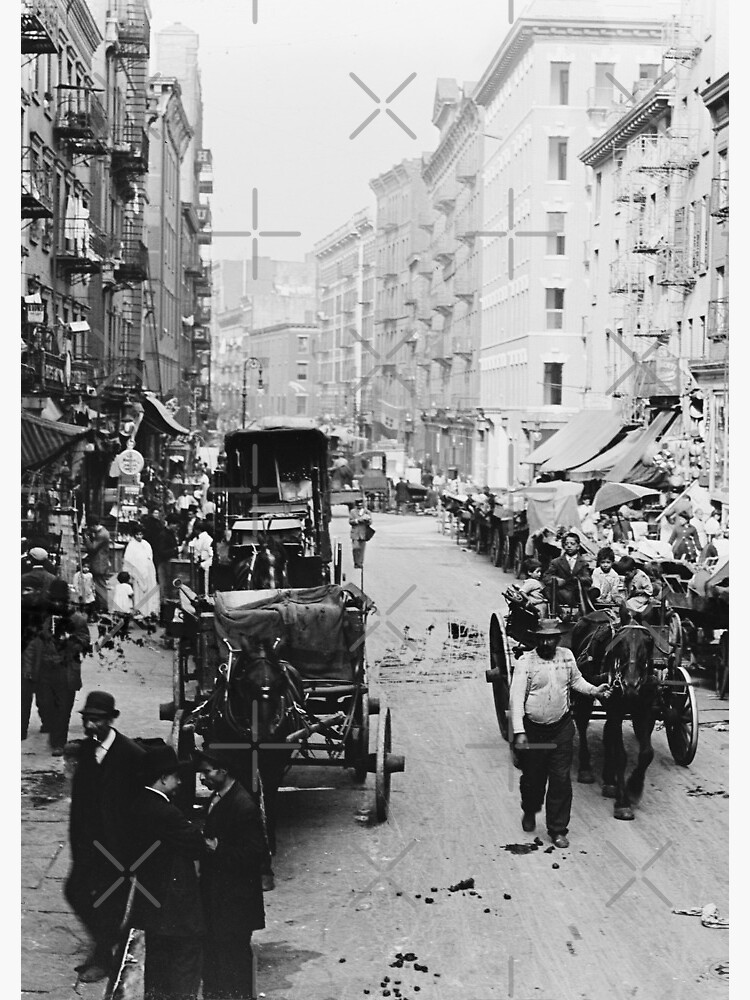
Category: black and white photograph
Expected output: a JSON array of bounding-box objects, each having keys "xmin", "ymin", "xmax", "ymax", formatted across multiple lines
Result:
[{"xmin": 20, "ymin": 1, "xmax": 734, "ymax": 997}]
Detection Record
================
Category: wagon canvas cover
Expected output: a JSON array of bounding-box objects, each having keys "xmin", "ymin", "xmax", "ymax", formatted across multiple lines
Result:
[{"xmin": 213, "ymin": 585, "xmax": 361, "ymax": 682}]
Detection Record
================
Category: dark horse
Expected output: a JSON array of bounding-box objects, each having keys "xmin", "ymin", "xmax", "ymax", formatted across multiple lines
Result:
[
  {"xmin": 572, "ymin": 621, "xmax": 663, "ymax": 820},
  {"xmin": 233, "ymin": 536, "xmax": 289, "ymax": 590},
  {"xmin": 188, "ymin": 634, "xmax": 305, "ymax": 884}
]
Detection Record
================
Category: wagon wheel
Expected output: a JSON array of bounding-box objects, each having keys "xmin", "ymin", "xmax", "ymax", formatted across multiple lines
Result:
[
  {"xmin": 513, "ymin": 541, "xmax": 525, "ymax": 579},
  {"xmin": 333, "ymin": 542, "xmax": 343, "ymax": 585},
  {"xmin": 717, "ymin": 631, "xmax": 728, "ymax": 699},
  {"xmin": 375, "ymin": 702, "xmax": 393, "ymax": 822},
  {"xmin": 486, "ymin": 613, "xmax": 510, "ymax": 741},
  {"xmin": 665, "ymin": 610, "xmax": 683, "ymax": 669},
  {"xmin": 502, "ymin": 535, "xmax": 512, "ymax": 573},
  {"xmin": 490, "ymin": 527, "xmax": 503, "ymax": 567},
  {"xmin": 347, "ymin": 690, "xmax": 369, "ymax": 783},
  {"xmin": 663, "ymin": 663, "xmax": 699, "ymax": 765}
]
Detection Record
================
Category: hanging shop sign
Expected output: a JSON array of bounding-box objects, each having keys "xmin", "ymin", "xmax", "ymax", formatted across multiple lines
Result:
[{"xmin": 115, "ymin": 447, "xmax": 144, "ymax": 477}]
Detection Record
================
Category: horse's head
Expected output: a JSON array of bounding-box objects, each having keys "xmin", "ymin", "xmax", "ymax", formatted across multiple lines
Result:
[
  {"xmin": 229, "ymin": 635, "xmax": 291, "ymax": 738},
  {"xmin": 603, "ymin": 625, "xmax": 655, "ymax": 697}
]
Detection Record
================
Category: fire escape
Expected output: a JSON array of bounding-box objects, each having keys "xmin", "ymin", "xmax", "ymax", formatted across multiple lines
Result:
[{"xmin": 21, "ymin": 1, "xmax": 58, "ymax": 55}]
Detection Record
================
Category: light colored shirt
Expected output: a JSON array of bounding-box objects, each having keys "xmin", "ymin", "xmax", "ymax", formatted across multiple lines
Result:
[
  {"xmin": 510, "ymin": 647, "xmax": 599, "ymax": 734},
  {"xmin": 520, "ymin": 578, "xmax": 546, "ymax": 606},
  {"xmin": 566, "ymin": 554, "xmax": 578, "ymax": 572},
  {"xmin": 113, "ymin": 581, "xmax": 134, "ymax": 613},
  {"xmin": 592, "ymin": 566, "xmax": 621, "ymax": 602},
  {"xmin": 94, "ymin": 726, "xmax": 116, "ymax": 765}
]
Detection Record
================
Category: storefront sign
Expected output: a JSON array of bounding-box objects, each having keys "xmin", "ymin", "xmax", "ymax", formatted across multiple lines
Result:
[{"xmin": 116, "ymin": 448, "xmax": 144, "ymax": 476}]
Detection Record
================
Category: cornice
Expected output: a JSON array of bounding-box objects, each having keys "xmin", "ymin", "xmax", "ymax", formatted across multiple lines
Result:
[
  {"xmin": 423, "ymin": 100, "xmax": 481, "ymax": 187},
  {"xmin": 579, "ymin": 93, "xmax": 671, "ymax": 167},
  {"xmin": 700, "ymin": 72, "xmax": 729, "ymax": 123}
]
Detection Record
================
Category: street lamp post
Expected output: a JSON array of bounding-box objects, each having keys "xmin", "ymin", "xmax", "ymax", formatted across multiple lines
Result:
[{"xmin": 241, "ymin": 356, "xmax": 262, "ymax": 427}]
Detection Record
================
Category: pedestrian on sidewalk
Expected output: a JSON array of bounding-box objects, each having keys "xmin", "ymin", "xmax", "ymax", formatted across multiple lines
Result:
[
  {"xmin": 83, "ymin": 516, "xmax": 111, "ymax": 615},
  {"xmin": 122, "ymin": 524, "xmax": 160, "ymax": 619},
  {"xmin": 21, "ymin": 547, "xmax": 64, "ymax": 740},
  {"xmin": 71, "ymin": 559, "xmax": 96, "ymax": 620},
  {"xmin": 196, "ymin": 748, "xmax": 267, "ymax": 1000},
  {"xmin": 65, "ymin": 692, "xmax": 145, "ymax": 983},
  {"xmin": 349, "ymin": 497, "xmax": 374, "ymax": 570},
  {"xmin": 36, "ymin": 579, "xmax": 91, "ymax": 756},
  {"xmin": 395, "ymin": 477, "xmax": 410, "ymax": 514},
  {"xmin": 129, "ymin": 745, "xmax": 205, "ymax": 1000},
  {"xmin": 510, "ymin": 620, "xmax": 609, "ymax": 848},
  {"xmin": 112, "ymin": 571, "xmax": 135, "ymax": 636}
]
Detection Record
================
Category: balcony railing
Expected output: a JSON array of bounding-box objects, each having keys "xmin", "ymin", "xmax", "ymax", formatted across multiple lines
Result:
[
  {"xmin": 57, "ymin": 219, "xmax": 109, "ymax": 273},
  {"xmin": 117, "ymin": 18, "xmax": 150, "ymax": 56},
  {"xmin": 432, "ymin": 289, "xmax": 455, "ymax": 314},
  {"xmin": 609, "ymin": 258, "xmax": 645, "ymax": 295},
  {"xmin": 111, "ymin": 125, "xmax": 149, "ymax": 176},
  {"xmin": 707, "ymin": 298, "xmax": 728, "ymax": 341},
  {"xmin": 656, "ymin": 246, "xmax": 696, "ymax": 288},
  {"xmin": 114, "ymin": 237, "xmax": 149, "ymax": 282},
  {"xmin": 613, "ymin": 167, "xmax": 647, "ymax": 202},
  {"xmin": 70, "ymin": 358, "xmax": 96, "ymax": 392},
  {"xmin": 54, "ymin": 87, "xmax": 109, "ymax": 154},
  {"xmin": 22, "ymin": 0, "xmax": 58, "ymax": 54},
  {"xmin": 21, "ymin": 349, "xmax": 68, "ymax": 396},
  {"xmin": 710, "ymin": 177, "xmax": 728, "ymax": 220},
  {"xmin": 196, "ymin": 204, "xmax": 212, "ymax": 228},
  {"xmin": 434, "ymin": 181, "xmax": 458, "ymax": 213},
  {"xmin": 184, "ymin": 253, "xmax": 203, "ymax": 277},
  {"xmin": 195, "ymin": 303, "xmax": 212, "ymax": 326},
  {"xmin": 629, "ymin": 215, "xmax": 663, "ymax": 253},
  {"xmin": 432, "ymin": 238, "xmax": 456, "ymax": 263},
  {"xmin": 196, "ymin": 264, "xmax": 212, "ymax": 293},
  {"xmin": 628, "ymin": 132, "xmax": 699, "ymax": 173},
  {"xmin": 21, "ymin": 152, "xmax": 54, "ymax": 220}
]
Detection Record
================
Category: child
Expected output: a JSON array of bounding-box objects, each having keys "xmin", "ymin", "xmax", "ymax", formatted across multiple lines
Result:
[
  {"xmin": 112, "ymin": 570, "xmax": 134, "ymax": 636},
  {"xmin": 506, "ymin": 559, "xmax": 548, "ymax": 619},
  {"xmin": 72, "ymin": 560, "xmax": 96, "ymax": 620},
  {"xmin": 591, "ymin": 547, "xmax": 621, "ymax": 604}
]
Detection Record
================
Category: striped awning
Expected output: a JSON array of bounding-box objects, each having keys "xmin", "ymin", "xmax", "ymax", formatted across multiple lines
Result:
[{"xmin": 21, "ymin": 412, "xmax": 89, "ymax": 471}]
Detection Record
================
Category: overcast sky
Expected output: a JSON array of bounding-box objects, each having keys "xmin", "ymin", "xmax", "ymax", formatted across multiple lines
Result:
[{"xmin": 148, "ymin": 0, "xmax": 683, "ymax": 262}]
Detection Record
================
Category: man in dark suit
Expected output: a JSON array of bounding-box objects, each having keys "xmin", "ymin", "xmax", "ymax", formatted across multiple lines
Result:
[
  {"xmin": 64, "ymin": 691, "xmax": 146, "ymax": 983},
  {"xmin": 21, "ymin": 547, "xmax": 62, "ymax": 738},
  {"xmin": 543, "ymin": 532, "xmax": 593, "ymax": 611},
  {"xmin": 197, "ymin": 748, "xmax": 269, "ymax": 1000},
  {"xmin": 130, "ymin": 745, "xmax": 204, "ymax": 1000}
]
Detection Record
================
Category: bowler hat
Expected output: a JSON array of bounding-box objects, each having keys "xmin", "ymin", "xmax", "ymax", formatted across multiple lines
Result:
[
  {"xmin": 535, "ymin": 618, "xmax": 563, "ymax": 638},
  {"xmin": 79, "ymin": 691, "xmax": 120, "ymax": 718},
  {"xmin": 140, "ymin": 744, "xmax": 192, "ymax": 785}
]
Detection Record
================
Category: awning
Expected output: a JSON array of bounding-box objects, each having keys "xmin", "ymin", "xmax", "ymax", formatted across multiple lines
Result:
[
  {"xmin": 605, "ymin": 408, "xmax": 679, "ymax": 485},
  {"xmin": 21, "ymin": 412, "xmax": 89, "ymax": 471},
  {"xmin": 141, "ymin": 392, "xmax": 191, "ymax": 437},
  {"xmin": 568, "ymin": 428, "xmax": 644, "ymax": 481},
  {"xmin": 524, "ymin": 410, "xmax": 624, "ymax": 473}
]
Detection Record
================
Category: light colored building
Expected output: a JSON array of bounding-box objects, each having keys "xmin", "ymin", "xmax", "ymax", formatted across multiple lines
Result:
[
  {"xmin": 212, "ymin": 256, "xmax": 317, "ymax": 429},
  {"xmin": 473, "ymin": 1, "xmax": 667, "ymax": 488},
  {"xmin": 239, "ymin": 323, "xmax": 319, "ymax": 425},
  {"xmin": 313, "ymin": 209, "xmax": 376, "ymax": 430},
  {"xmin": 369, "ymin": 158, "xmax": 431, "ymax": 447},
  {"xmin": 145, "ymin": 75, "xmax": 193, "ymax": 395},
  {"xmin": 579, "ymin": 0, "xmax": 727, "ymax": 494},
  {"xmin": 416, "ymin": 79, "xmax": 483, "ymax": 478}
]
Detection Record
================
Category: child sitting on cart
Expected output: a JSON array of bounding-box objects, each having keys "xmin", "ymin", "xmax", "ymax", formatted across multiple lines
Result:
[
  {"xmin": 590, "ymin": 547, "xmax": 622, "ymax": 625},
  {"xmin": 505, "ymin": 559, "xmax": 549, "ymax": 619}
]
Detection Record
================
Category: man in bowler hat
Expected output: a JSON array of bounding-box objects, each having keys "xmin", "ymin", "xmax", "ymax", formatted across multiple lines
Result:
[
  {"xmin": 129, "ymin": 744, "xmax": 205, "ymax": 1000},
  {"xmin": 196, "ymin": 747, "xmax": 269, "ymax": 999},
  {"xmin": 65, "ymin": 691, "xmax": 145, "ymax": 982}
]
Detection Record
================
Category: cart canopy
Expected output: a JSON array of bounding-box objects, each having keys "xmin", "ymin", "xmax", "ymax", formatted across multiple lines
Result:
[{"xmin": 213, "ymin": 584, "xmax": 363, "ymax": 682}]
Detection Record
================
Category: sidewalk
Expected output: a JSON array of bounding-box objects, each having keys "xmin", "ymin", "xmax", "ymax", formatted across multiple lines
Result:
[{"xmin": 21, "ymin": 626, "xmax": 174, "ymax": 999}]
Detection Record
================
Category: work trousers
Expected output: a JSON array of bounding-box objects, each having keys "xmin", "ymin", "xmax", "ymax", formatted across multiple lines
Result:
[
  {"xmin": 351, "ymin": 541, "xmax": 366, "ymax": 569},
  {"xmin": 202, "ymin": 930, "xmax": 255, "ymax": 1000},
  {"xmin": 36, "ymin": 678, "xmax": 76, "ymax": 748},
  {"xmin": 65, "ymin": 857, "xmax": 130, "ymax": 970},
  {"xmin": 92, "ymin": 573, "xmax": 110, "ymax": 614},
  {"xmin": 519, "ymin": 712, "xmax": 575, "ymax": 837},
  {"xmin": 144, "ymin": 933, "xmax": 202, "ymax": 1000}
]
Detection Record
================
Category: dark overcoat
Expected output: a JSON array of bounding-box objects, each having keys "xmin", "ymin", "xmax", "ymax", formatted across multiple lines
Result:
[
  {"xmin": 200, "ymin": 781, "xmax": 267, "ymax": 937},
  {"xmin": 129, "ymin": 787, "xmax": 205, "ymax": 937}
]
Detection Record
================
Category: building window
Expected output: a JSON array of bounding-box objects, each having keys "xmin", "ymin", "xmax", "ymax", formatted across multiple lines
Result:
[
  {"xmin": 551, "ymin": 62, "xmax": 570, "ymax": 105},
  {"xmin": 545, "ymin": 288, "xmax": 564, "ymax": 329},
  {"xmin": 297, "ymin": 361, "xmax": 308, "ymax": 381},
  {"xmin": 639, "ymin": 64, "xmax": 659, "ymax": 81},
  {"xmin": 546, "ymin": 213, "xmax": 565, "ymax": 255},
  {"xmin": 296, "ymin": 395, "xmax": 307, "ymax": 415},
  {"xmin": 595, "ymin": 171, "xmax": 602, "ymax": 218},
  {"xmin": 543, "ymin": 362, "xmax": 563, "ymax": 406},
  {"xmin": 549, "ymin": 138, "xmax": 568, "ymax": 180},
  {"xmin": 297, "ymin": 334, "xmax": 308, "ymax": 354},
  {"xmin": 594, "ymin": 62, "xmax": 615, "ymax": 100}
]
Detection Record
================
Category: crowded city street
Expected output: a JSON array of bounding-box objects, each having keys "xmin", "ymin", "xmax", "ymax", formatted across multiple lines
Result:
[{"xmin": 22, "ymin": 506, "xmax": 729, "ymax": 1000}]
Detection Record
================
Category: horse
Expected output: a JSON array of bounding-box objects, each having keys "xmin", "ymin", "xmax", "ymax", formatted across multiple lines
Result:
[
  {"xmin": 187, "ymin": 634, "xmax": 305, "ymax": 886},
  {"xmin": 231, "ymin": 536, "xmax": 289, "ymax": 590},
  {"xmin": 574, "ymin": 622, "xmax": 664, "ymax": 820}
]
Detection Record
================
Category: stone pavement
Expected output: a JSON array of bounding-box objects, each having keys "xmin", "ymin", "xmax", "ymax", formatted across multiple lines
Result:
[{"xmin": 21, "ymin": 625, "xmax": 174, "ymax": 999}]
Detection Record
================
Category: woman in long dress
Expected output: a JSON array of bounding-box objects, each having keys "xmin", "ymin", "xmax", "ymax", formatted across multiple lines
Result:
[{"xmin": 122, "ymin": 525, "xmax": 160, "ymax": 618}]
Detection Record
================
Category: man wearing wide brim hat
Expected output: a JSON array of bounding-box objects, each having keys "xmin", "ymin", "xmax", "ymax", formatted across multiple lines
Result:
[
  {"xmin": 64, "ymin": 691, "xmax": 145, "ymax": 982},
  {"xmin": 130, "ymin": 743, "xmax": 204, "ymax": 1000},
  {"xmin": 509, "ymin": 620, "xmax": 609, "ymax": 850}
]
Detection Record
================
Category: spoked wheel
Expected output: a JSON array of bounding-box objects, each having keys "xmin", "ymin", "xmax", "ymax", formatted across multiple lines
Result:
[
  {"xmin": 486, "ymin": 613, "xmax": 510, "ymax": 740},
  {"xmin": 717, "ymin": 631, "xmax": 728, "ymax": 700},
  {"xmin": 663, "ymin": 663, "xmax": 699, "ymax": 765},
  {"xmin": 513, "ymin": 541, "xmax": 525, "ymax": 579},
  {"xmin": 373, "ymin": 696, "xmax": 404, "ymax": 822},
  {"xmin": 666, "ymin": 611, "xmax": 683, "ymax": 668},
  {"xmin": 345, "ymin": 690, "xmax": 369, "ymax": 783},
  {"xmin": 502, "ymin": 535, "xmax": 512, "ymax": 573},
  {"xmin": 490, "ymin": 528, "xmax": 503, "ymax": 567}
]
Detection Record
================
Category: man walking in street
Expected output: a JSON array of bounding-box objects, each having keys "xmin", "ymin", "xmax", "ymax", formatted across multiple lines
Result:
[
  {"xmin": 196, "ymin": 748, "xmax": 268, "ymax": 1000},
  {"xmin": 130, "ymin": 745, "xmax": 205, "ymax": 1000},
  {"xmin": 395, "ymin": 477, "xmax": 410, "ymax": 515},
  {"xmin": 510, "ymin": 620, "xmax": 609, "ymax": 848},
  {"xmin": 21, "ymin": 547, "xmax": 61, "ymax": 739},
  {"xmin": 65, "ymin": 692, "xmax": 145, "ymax": 982},
  {"xmin": 83, "ymin": 515, "xmax": 111, "ymax": 615},
  {"xmin": 349, "ymin": 496, "xmax": 373, "ymax": 571}
]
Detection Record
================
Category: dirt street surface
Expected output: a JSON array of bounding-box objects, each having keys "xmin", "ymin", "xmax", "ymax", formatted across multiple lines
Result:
[{"xmin": 21, "ymin": 510, "xmax": 729, "ymax": 1000}]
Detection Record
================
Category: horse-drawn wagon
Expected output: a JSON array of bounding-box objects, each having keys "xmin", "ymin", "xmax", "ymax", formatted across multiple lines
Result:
[{"xmin": 485, "ymin": 580, "xmax": 698, "ymax": 819}]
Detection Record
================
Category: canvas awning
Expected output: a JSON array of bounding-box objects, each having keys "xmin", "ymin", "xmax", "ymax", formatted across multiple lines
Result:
[
  {"xmin": 605, "ymin": 409, "xmax": 679, "ymax": 485},
  {"xmin": 21, "ymin": 412, "xmax": 89, "ymax": 471},
  {"xmin": 524, "ymin": 410, "xmax": 624, "ymax": 472},
  {"xmin": 141, "ymin": 392, "xmax": 191, "ymax": 437},
  {"xmin": 568, "ymin": 428, "xmax": 644, "ymax": 481}
]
